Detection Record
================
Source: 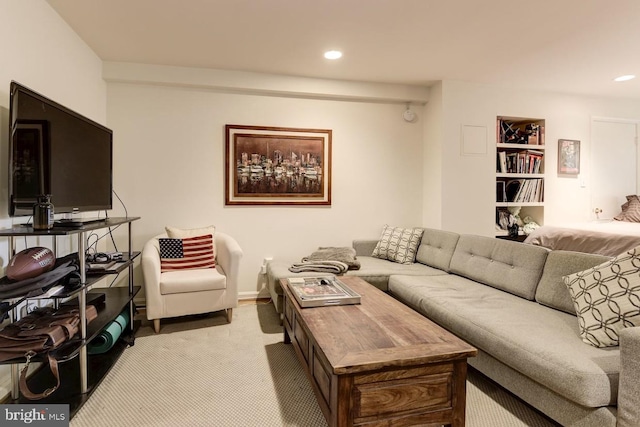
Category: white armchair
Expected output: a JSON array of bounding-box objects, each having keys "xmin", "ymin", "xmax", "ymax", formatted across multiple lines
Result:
[{"xmin": 141, "ymin": 232, "xmax": 243, "ymax": 333}]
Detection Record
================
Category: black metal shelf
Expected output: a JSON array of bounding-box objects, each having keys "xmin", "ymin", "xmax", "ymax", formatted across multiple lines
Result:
[{"xmin": 0, "ymin": 216, "xmax": 140, "ymax": 418}]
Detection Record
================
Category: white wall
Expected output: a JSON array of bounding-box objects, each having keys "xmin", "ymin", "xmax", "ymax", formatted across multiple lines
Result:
[
  {"xmin": 0, "ymin": 0, "xmax": 107, "ymax": 232},
  {"xmin": 0, "ymin": 0, "xmax": 107, "ymax": 399},
  {"xmin": 422, "ymin": 82, "xmax": 443, "ymax": 228},
  {"xmin": 436, "ymin": 80, "xmax": 640, "ymax": 236},
  {"xmin": 105, "ymin": 73, "xmax": 427, "ymax": 299}
]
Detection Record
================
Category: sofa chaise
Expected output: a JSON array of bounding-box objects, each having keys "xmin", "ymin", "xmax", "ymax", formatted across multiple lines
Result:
[{"xmin": 266, "ymin": 227, "xmax": 640, "ymax": 427}]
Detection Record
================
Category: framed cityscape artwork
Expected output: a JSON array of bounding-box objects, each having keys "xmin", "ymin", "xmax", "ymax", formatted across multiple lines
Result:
[{"xmin": 225, "ymin": 125, "xmax": 332, "ymax": 205}]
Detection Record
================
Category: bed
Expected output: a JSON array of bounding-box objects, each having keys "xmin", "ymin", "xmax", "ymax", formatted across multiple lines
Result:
[
  {"xmin": 523, "ymin": 220, "xmax": 640, "ymax": 257},
  {"xmin": 523, "ymin": 194, "xmax": 640, "ymax": 256}
]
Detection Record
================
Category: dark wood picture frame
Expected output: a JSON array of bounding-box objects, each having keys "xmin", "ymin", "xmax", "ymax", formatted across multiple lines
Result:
[
  {"xmin": 225, "ymin": 125, "xmax": 332, "ymax": 206},
  {"xmin": 558, "ymin": 139, "xmax": 580, "ymax": 175}
]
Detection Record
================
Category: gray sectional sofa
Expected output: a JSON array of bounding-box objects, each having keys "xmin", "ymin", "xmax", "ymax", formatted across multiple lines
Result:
[{"xmin": 266, "ymin": 228, "xmax": 640, "ymax": 427}]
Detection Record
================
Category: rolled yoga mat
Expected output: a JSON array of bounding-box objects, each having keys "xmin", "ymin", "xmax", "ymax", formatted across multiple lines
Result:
[{"xmin": 88, "ymin": 309, "xmax": 130, "ymax": 355}]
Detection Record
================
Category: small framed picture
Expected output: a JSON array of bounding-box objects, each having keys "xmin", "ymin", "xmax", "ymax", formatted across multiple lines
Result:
[{"xmin": 558, "ymin": 139, "xmax": 580, "ymax": 175}]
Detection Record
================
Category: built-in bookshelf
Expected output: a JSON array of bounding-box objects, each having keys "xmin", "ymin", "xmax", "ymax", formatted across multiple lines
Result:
[{"xmin": 496, "ymin": 116, "xmax": 546, "ymax": 239}]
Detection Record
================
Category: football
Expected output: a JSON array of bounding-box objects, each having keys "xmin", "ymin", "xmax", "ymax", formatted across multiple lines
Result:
[{"xmin": 6, "ymin": 247, "xmax": 56, "ymax": 281}]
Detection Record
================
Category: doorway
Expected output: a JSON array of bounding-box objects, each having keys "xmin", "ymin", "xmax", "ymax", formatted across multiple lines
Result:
[{"xmin": 590, "ymin": 118, "xmax": 639, "ymax": 220}]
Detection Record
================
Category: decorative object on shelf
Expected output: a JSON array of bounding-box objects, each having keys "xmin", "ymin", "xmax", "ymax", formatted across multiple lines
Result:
[
  {"xmin": 497, "ymin": 208, "xmax": 510, "ymax": 231},
  {"xmin": 6, "ymin": 246, "xmax": 55, "ymax": 280},
  {"xmin": 498, "ymin": 119, "xmax": 544, "ymax": 145},
  {"xmin": 558, "ymin": 139, "xmax": 580, "ymax": 175},
  {"xmin": 0, "ymin": 305, "xmax": 98, "ymax": 400},
  {"xmin": 522, "ymin": 216, "xmax": 540, "ymax": 235},
  {"xmin": 33, "ymin": 194, "xmax": 54, "ymax": 230},
  {"xmin": 506, "ymin": 206, "xmax": 521, "ymax": 237},
  {"xmin": 225, "ymin": 125, "xmax": 332, "ymax": 206},
  {"xmin": 508, "ymin": 206, "xmax": 524, "ymax": 227}
]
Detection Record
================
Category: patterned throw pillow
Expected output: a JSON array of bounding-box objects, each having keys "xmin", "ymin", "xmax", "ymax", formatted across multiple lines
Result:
[
  {"xmin": 372, "ymin": 225, "xmax": 424, "ymax": 265},
  {"xmin": 614, "ymin": 195, "xmax": 640, "ymax": 222},
  {"xmin": 159, "ymin": 234, "xmax": 216, "ymax": 272},
  {"xmin": 563, "ymin": 246, "xmax": 640, "ymax": 347}
]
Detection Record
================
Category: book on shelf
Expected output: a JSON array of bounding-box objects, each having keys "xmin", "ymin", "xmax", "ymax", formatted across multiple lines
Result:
[
  {"xmin": 503, "ymin": 178, "xmax": 543, "ymax": 203},
  {"xmin": 497, "ymin": 150, "xmax": 543, "ymax": 174},
  {"xmin": 514, "ymin": 178, "xmax": 544, "ymax": 202},
  {"xmin": 286, "ymin": 277, "xmax": 361, "ymax": 308},
  {"xmin": 496, "ymin": 181, "xmax": 506, "ymax": 202},
  {"xmin": 497, "ymin": 151, "xmax": 507, "ymax": 173}
]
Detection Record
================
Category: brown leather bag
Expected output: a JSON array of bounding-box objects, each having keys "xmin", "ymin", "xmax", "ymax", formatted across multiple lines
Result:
[{"xmin": 0, "ymin": 304, "xmax": 98, "ymax": 400}]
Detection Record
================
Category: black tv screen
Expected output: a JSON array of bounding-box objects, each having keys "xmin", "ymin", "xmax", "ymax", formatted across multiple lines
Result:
[{"xmin": 9, "ymin": 81, "xmax": 113, "ymax": 217}]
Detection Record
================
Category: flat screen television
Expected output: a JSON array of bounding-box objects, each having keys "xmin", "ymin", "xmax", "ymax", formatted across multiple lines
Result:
[{"xmin": 8, "ymin": 81, "xmax": 113, "ymax": 218}]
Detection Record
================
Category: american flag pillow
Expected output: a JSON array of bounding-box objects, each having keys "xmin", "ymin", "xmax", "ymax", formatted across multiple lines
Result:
[{"xmin": 159, "ymin": 234, "xmax": 216, "ymax": 272}]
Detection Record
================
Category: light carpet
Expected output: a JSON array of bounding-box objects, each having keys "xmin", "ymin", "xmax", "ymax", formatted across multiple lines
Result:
[{"xmin": 71, "ymin": 304, "xmax": 558, "ymax": 427}]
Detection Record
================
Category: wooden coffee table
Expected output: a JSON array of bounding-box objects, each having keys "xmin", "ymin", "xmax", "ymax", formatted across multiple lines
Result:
[{"xmin": 282, "ymin": 276, "xmax": 477, "ymax": 427}]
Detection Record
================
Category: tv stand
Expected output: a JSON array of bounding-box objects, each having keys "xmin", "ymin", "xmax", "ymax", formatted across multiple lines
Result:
[{"xmin": 0, "ymin": 217, "xmax": 141, "ymax": 418}]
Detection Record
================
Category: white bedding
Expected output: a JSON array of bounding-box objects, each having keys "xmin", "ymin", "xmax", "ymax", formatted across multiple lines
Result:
[
  {"xmin": 524, "ymin": 220, "xmax": 640, "ymax": 256},
  {"xmin": 549, "ymin": 219, "xmax": 640, "ymax": 237}
]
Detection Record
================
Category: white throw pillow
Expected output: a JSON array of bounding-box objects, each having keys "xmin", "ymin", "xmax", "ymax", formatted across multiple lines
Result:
[
  {"xmin": 166, "ymin": 225, "xmax": 216, "ymax": 238},
  {"xmin": 165, "ymin": 225, "xmax": 216, "ymax": 259},
  {"xmin": 371, "ymin": 225, "xmax": 423, "ymax": 265},
  {"xmin": 563, "ymin": 245, "xmax": 640, "ymax": 348}
]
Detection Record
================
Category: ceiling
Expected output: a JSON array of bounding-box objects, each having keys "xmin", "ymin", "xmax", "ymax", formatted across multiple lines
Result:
[{"xmin": 46, "ymin": 0, "xmax": 640, "ymax": 99}]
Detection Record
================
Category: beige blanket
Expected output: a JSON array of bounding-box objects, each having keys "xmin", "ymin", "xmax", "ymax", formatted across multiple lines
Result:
[
  {"xmin": 523, "ymin": 226, "xmax": 640, "ymax": 257},
  {"xmin": 300, "ymin": 246, "xmax": 361, "ymax": 270},
  {"xmin": 288, "ymin": 260, "xmax": 349, "ymax": 274}
]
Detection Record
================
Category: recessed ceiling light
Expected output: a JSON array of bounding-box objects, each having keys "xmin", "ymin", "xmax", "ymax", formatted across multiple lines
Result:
[
  {"xmin": 614, "ymin": 75, "xmax": 636, "ymax": 82},
  {"xmin": 324, "ymin": 50, "xmax": 343, "ymax": 60}
]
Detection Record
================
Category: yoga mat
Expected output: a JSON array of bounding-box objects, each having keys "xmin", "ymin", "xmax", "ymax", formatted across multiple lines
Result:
[{"xmin": 88, "ymin": 309, "xmax": 130, "ymax": 355}]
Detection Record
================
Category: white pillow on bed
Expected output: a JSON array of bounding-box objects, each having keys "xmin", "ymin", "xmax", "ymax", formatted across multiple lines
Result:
[{"xmin": 614, "ymin": 195, "xmax": 640, "ymax": 222}]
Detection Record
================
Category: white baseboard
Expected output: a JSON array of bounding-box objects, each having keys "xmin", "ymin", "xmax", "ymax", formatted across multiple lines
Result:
[
  {"xmin": 239, "ymin": 287, "xmax": 271, "ymax": 301},
  {"xmin": 238, "ymin": 291, "xmax": 260, "ymax": 301}
]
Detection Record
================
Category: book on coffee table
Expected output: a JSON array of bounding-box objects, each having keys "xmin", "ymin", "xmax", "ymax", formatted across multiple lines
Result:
[{"xmin": 287, "ymin": 276, "xmax": 361, "ymax": 308}]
